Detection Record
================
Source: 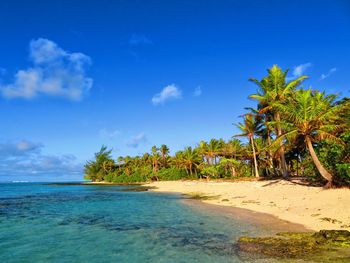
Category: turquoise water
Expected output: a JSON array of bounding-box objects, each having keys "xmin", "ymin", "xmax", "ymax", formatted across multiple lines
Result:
[{"xmin": 0, "ymin": 183, "xmax": 271, "ymax": 262}]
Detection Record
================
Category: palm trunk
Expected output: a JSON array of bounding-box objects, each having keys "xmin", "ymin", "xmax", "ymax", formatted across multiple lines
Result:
[
  {"xmin": 231, "ymin": 166, "xmax": 236, "ymax": 177},
  {"xmin": 306, "ymin": 137, "xmax": 333, "ymax": 187},
  {"xmin": 185, "ymin": 168, "xmax": 189, "ymax": 176},
  {"xmin": 250, "ymin": 136, "xmax": 259, "ymax": 178},
  {"xmin": 275, "ymin": 112, "xmax": 288, "ymax": 178},
  {"xmin": 266, "ymin": 130, "xmax": 274, "ymax": 169},
  {"xmin": 296, "ymin": 154, "xmax": 299, "ymax": 176}
]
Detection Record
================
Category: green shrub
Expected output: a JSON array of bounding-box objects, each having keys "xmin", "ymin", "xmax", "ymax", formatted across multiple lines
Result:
[
  {"xmin": 335, "ymin": 164, "xmax": 350, "ymax": 185},
  {"xmin": 112, "ymin": 172, "xmax": 148, "ymax": 183},
  {"xmin": 157, "ymin": 167, "xmax": 196, "ymax": 180},
  {"xmin": 200, "ymin": 165, "xmax": 220, "ymax": 179},
  {"xmin": 103, "ymin": 173, "xmax": 114, "ymax": 182}
]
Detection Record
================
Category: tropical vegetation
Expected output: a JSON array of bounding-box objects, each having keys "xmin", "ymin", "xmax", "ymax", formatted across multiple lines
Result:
[{"xmin": 84, "ymin": 65, "xmax": 350, "ymax": 187}]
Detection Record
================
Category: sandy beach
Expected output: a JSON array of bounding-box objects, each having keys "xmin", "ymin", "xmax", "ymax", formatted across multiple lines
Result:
[{"xmin": 145, "ymin": 180, "xmax": 350, "ymax": 231}]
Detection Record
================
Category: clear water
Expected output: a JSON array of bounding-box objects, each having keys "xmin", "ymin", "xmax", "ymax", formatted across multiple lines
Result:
[{"xmin": 0, "ymin": 183, "xmax": 273, "ymax": 263}]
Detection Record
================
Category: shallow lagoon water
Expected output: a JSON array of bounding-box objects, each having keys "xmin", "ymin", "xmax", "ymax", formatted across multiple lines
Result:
[{"xmin": 0, "ymin": 183, "xmax": 276, "ymax": 262}]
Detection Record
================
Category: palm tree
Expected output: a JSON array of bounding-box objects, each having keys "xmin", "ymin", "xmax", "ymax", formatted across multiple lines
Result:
[
  {"xmin": 249, "ymin": 65, "xmax": 308, "ymax": 178},
  {"xmin": 219, "ymin": 157, "xmax": 240, "ymax": 177},
  {"xmin": 198, "ymin": 141, "xmax": 210, "ymax": 164},
  {"xmin": 159, "ymin": 144, "xmax": 170, "ymax": 167},
  {"xmin": 235, "ymin": 113, "xmax": 262, "ymax": 177},
  {"xmin": 102, "ymin": 159, "xmax": 115, "ymax": 173},
  {"xmin": 182, "ymin": 147, "xmax": 201, "ymax": 176},
  {"xmin": 151, "ymin": 145, "xmax": 158, "ymax": 155},
  {"xmin": 172, "ymin": 151, "xmax": 184, "ymax": 169},
  {"xmin": 253, "ymin": 137, "xmax": 272, "ymax": 175},
  {"xmin": 150, "ymin": 146, "xmax": 161, "ymax": 174},
  {"xmin": 84, "ymin": 145, "xmax": 113, "ymax": 181},
  {"xmin": 273, "ymin": 89, "xmax": 349, "ymax": 187},
  {"xmin": 204, "ymin": 139, "xmax": 222, "ymax": 165},
  {"xmin": 220, "ymin": 139, "xmax": 243, "ymax": 160}
]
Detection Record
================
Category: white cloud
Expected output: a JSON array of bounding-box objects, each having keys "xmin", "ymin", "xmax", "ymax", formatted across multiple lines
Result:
[
  {"xmin": 98, "ymin": 128, "xmax": 120, "ymax": 139},
  {"xmin": 127, "ymin": 132, "xmax": 147, "ymax": 148},
  {"xmin": 320, "ymin": 68, "xmax": 337, "ymax": 80},
  {"xmin": 129, "ymin": 34, "xmax": 152, "ymax": 45},
  {"xmin": 293, "ymin": 63, "xmax": 312, "ymax": 77},
  {"xmin": 0, "ymin": 38, "xmax": 93, "ymax": 100},
  {"xmin": 193, "ymin": 86, "xmax": 202, "ymax": 97},
  {"xmin": 0, "ymin": 139, "xmax": 82, "ymax": 180},
  {"xmin": 151, "ymin": 84, "xmax": 182, "ymax": 105},
  {"xmin": 0, "ymin": 140, "xmax": 43, "ymax": 157}
]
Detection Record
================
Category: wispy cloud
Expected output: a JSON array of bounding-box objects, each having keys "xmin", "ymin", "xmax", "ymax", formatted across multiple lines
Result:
[
  {"xmin": 320, "ymin": 68, "xmax": 337, "ymax": 80},
  {"xmin": 129, "ymin": 34, "xmax": 152, "ymax": 46},
  {"xmin": 98, "ymin": 128, "xmax": 121, "ymax": 139},
  {"xmin": 0, "ymin": 140, "xmax": 43, "ymax": 157},
  {"xmin": 193, "ymin": 86, "xmax": 202, "ymax": 97},
  {"xmin": 293, "ymin": 63, "xmax": 312, "ymax": 77},
  {"xmin": 127, "ymin": 132, "xmax": 147, "ymax": 148},
  {"xmin": 0, "ymin": 38, "xmax": 93, "ymax": 101},
  {"xmin": 152, "ymin": 84, "xmax": 182, "ymax": 105},
  {"xmin": 0, "ymin": 139, "xmax": 82, "ymax": 180}
]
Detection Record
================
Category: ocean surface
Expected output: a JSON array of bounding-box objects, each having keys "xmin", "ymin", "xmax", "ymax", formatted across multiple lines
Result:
[{"xmin": 0, "ymin": 183, "xmax": 275, "ymax": 263}]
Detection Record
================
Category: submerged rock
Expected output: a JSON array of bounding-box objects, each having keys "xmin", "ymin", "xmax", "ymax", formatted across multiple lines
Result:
[
  {"xmin": 118, "ymin": 186, "xmax": 156, "ymax": 192},
  {"xmin": 183, "ymin": 192, "xmax": 221, "ymax": 200},
  {"xmin": 237, "ymin": 230, "xmax": 350, "ymax": 262}
]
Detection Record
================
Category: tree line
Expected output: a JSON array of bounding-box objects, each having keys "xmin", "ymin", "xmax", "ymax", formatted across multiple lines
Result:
[{"xmin": 84, "ymin": 65, "xmax": 350, "ymax": 187}]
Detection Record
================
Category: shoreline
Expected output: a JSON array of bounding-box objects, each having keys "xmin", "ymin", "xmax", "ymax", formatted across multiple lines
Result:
[
  {"xmin": 182, "ymin": 198, "xmax": 310, "ymax": 234},
  {"xmin": 143, "ymin": 180, "xmax": 350, "ymax": 231}
]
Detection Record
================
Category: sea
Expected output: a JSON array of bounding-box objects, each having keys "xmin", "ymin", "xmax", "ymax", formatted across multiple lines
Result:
[{"xmin": 0, "ymin": 182, "xmax": 277, "ymax": 262}]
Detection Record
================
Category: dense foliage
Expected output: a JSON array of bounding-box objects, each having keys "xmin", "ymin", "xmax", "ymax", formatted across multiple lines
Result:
[{"xmin": 84, "ymin": 65, "xmax": 350, "ymax": 186}]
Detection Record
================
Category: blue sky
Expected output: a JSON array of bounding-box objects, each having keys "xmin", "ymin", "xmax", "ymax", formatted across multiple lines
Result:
[{"xmin": 0, "ymin": 0, "xmax": 349, "ymax": 181}]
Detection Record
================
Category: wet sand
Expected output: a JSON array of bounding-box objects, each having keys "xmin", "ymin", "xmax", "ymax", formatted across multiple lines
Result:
[
  {"xmin": 183, "ymin": 198, "xmax": 310, "ymax": 234},
  {"xmin": 145, "ymin": 180, "xmax": 350, "ymax": 231}
]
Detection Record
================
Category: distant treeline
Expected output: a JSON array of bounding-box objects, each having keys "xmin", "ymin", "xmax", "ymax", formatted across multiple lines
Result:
[{"xmin": 84, "ymin": 65, "xmax": 350, "ymax": 187}]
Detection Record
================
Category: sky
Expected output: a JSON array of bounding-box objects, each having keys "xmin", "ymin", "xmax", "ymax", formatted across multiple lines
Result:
[{"xmin": 0, "ymin": 0, "xmax": 349, "ymax": 181}]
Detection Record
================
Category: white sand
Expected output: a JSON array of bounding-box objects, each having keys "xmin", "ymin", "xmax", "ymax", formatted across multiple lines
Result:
[{"xmin": 145, "ymin": 180, "xmax": 350, "ymax": 231}]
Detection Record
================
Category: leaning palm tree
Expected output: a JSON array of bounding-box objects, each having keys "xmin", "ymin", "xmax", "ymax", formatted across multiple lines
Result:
[
  {"xmin": 273, "ymin": 89, "xmax": 349, "ymax": 187},
  {"xmin": 235, "ymin": 113, "xmax": 262, "ymax": 177},
  {"xmin": 249, "ymin": 65, "xmax": 308, "ymax": 178}
]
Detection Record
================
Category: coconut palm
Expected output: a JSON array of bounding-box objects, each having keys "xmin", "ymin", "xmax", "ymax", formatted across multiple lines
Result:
[
  {"xmin": 159, "ymin": 144, "xmax": 170, "ymax": 167},
  {"xmin": 84, "ymin": 145, "xmax": 113, "ymax": 181},
  {"xmin": 181, "ymin": 147, "xmax": 201, "ymax": 176},
  {"xmin": 172, "ymin": 151, "xmax": 184, "ymax": 169},
  {"xmin": 102, "ymin": 159, "xmax": 115, "ymax": 173},
  {"xmin": 249, "ymin": 65, "xmax": 308, "ymax": 178},
  {"xmin": 203, "ymin": 139, "xmax": 222, "ymax": 165},
  {"xmin": 149, "ymin": 146, "xmax": 161, "ymax": 173},
  {"xmin": 273, "ymin": 89, "xmax": 349, "ymax": 187},
  {"xmin": 235, "ymin": 113, "xmax": 262, "ymax": 177},
  {"xmin": 221, "ymin": 139, "xmax": 242, "ymax": 159},
  {"xmin": 198, "ymin": 141, "xmax": 210, "ymax": 164}
]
